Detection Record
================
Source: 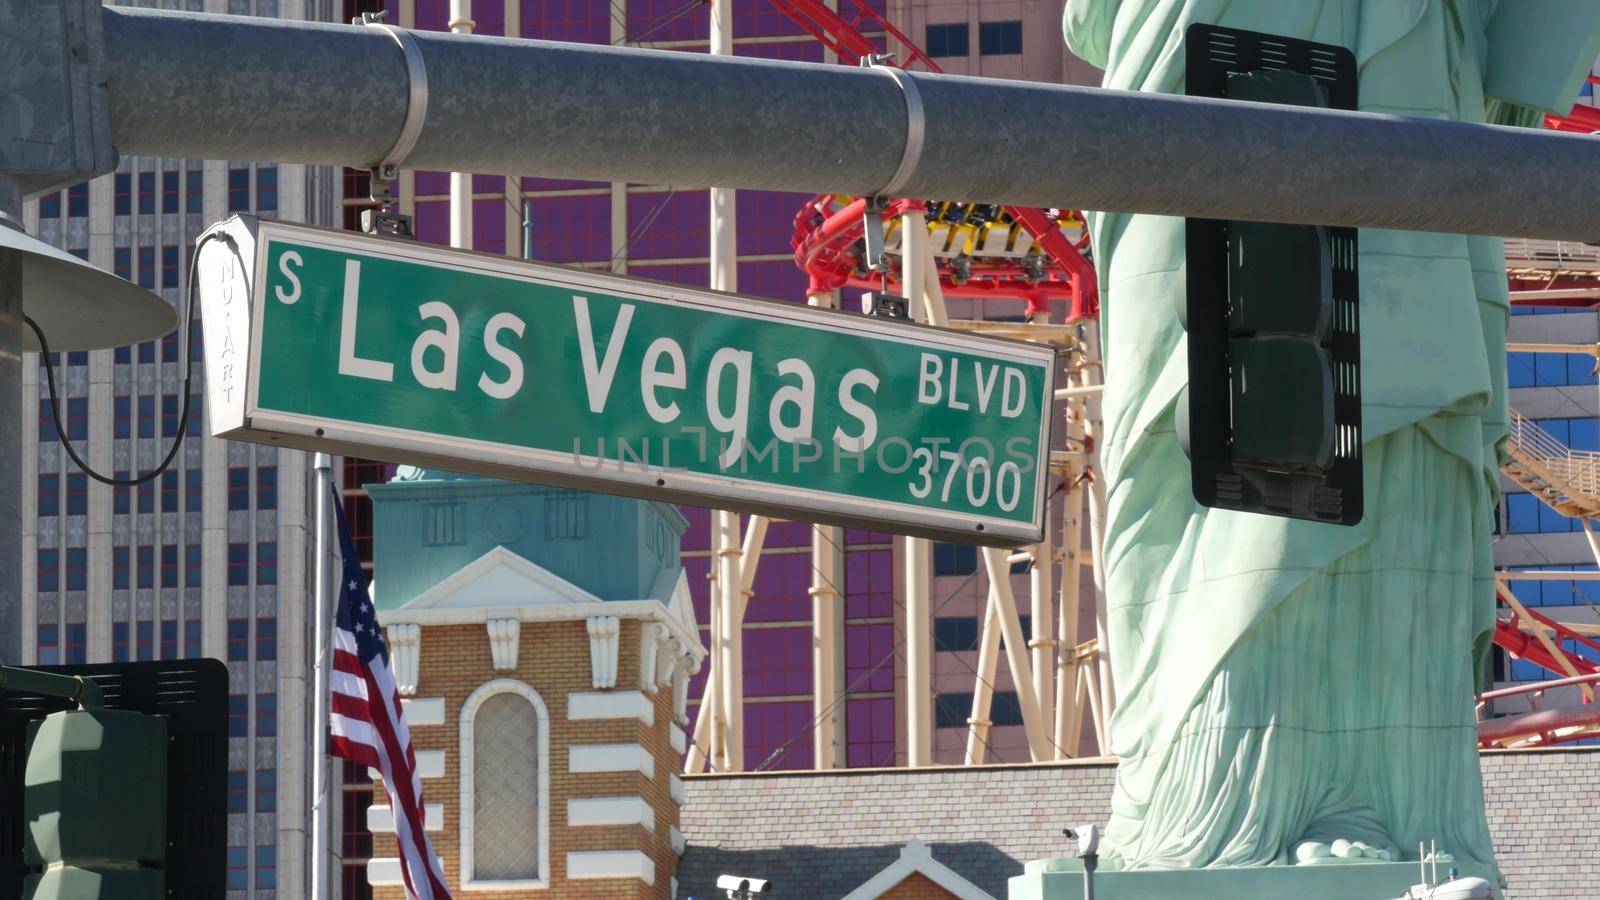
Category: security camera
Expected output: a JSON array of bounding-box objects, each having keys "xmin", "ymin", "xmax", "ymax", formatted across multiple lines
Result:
[
  {"xmin": 717, "ymin": 874, "xmax": 773, "ymax": 895},
  {"xmin": 1063, "ymin": 823, "xmax": 1101, "ymax": 858}
]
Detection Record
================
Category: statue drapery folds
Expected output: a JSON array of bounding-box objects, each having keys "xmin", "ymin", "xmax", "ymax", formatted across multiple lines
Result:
[{"xmin": 1062, "ymin": 0, "xmax": 1600, "ymax": 870}]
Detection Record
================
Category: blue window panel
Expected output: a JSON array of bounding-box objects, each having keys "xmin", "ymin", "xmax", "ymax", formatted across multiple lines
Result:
[
  {"xmin": 38, "ymin": 399, "xmax": 58, "ymax": 442},
  {"xmin": 37, "ymin": 192, "xmax": 60, "ymax": 218},
  {"xmin": 227, "ymin": 168, "xmax": 250, "ymax": 212},
  {"xmin": 226, "ymin": 847, "xmax": 247, "ymax": 889},
  {"xmin": 1576, "ymin": 576, "xmax": 1600, "ymax": 605},
  {"xmin": 932, "ymin": 541, "xmax": 978, "ymax": 576},
  {"xmin": 138, "ymin": 172, "xmax": 155, "ymax": 215},
  {"xmin": 114, "ymin": 345, "xmax": 130, "ymax": 364},
  {"xmin": 991, "ymin": 691, "xmax": 1025, "ymax": 726},
  {"xmin": 978, "ymin": 20, "xmax": 1022, "ymax": 55},
  {"xmin": 256, "ymin": 617, "xmax": 276, "ymax": 662},
  {"xmin": 256, "ymin": 693, "xmax": 277, "ymax": 737},
  {"xmin": 256, "ymin": 166, "xmax": 278, "ymax": 212},
  {"xmin": 1534, "ymin": 353, "xmax": 1567, "ymax": 386},
  {"xmin": 161, "ymin": 171, "xmax": 179, "ymax": 214},
  {"xmin": 66, "ymin": 398, "xmax": 86, "ymax": 441},
  {"xmin": 65, "ymin": 623, "xmax": 86, "ymax": 664},
  {"xmin": 934, "ymin": 616, "xmax": 978, "ymax": 651},
  {"xmin": 1571, "ymin": 418, "xmax": 1600, "ymax": 452},
  {"xmin": 65, "ymin": 473, "xmax": 86, "ymax": 516},
  {"xmin": 1509, "ymin": 576, "xmax": 1541, "ymax": 608},
  {"xmin": 228, "ymin": 694, "xmax": 247, "ymax": 737},
  {"xmin": 114, "ymin": 247, "xmax": 131, "ymax": 281},
  {"xmin": 136, "ymin": 621, "xmax": 152, "ymax": 660},
  {"xmin": 1537, "ymin": 418, "xmax": 1570, "ymax": 445},
  {"xmin": 257, "ymin": 542, "xmax": 277, "ymax": 585},
  {"xmin": 37, "ymin": 625, "xmax": 59, "ymax": 665},
  {"xmin": 66, "ymin": 183, "xmax": 88, "ymax": 217},
  {"xmin": 255, "ymin": 844, "xmax": 276, "ymax": 889},
  {"xmin": 114, "ymin": 174, "xmax": 131, "ymax": 216},
  {"xmin": 136, "ymin": 546, "xmax": 153, "ymax": 589},
  {"xmin": 137, "ymin": 396, "xmax": 154, "ymax": 438},
  {"xmin": 227, "ymin": 619, "xmax": 249, "ymax": 661},
  {"xmin": 112, "ymin": 546, "xmax": 129, "ymax": 590},
  {"xmin": 925, "ymin": 22, "xmax": 968, "ymax": 57},
  {"xmin": 255, "ymin": 770, "xmax": 276, "ymax": 813},
  {"xmin": 161, "ymin": 470, "xmax": 178, "ymax": 513},
  {"xmin": 37, "ymin": 549, "xmax": 58, "ymax": 592},
  {"xmin": 227, "ymin": 771, "xmax": 248, "ymax": 813},
  {"xmin": 38, "ymin": 474, "xmax": 58, "ymax": 517},
  {"xmin": 186, "ymin": 170, "xmax": 204, "ymax": 214},
  {"xmin": 160, "ymin": 545, "xmax": 177, "ymax": 588},
  {"xmin": 227, "ymin": 543, "xmax": 249, "ymax": 586},
  {"xmin": 113, "ymin": 622, "xmax": 129, "ymax": 662},
  {"xmin": 186, "ymin": 545, "xmax": 202, "ymax": 588},
  {"xmin": 1537, "ymin": 501, "xmax": 1572, "ymax": 534},
  {"xmin": 136, "ymin": 247, "xmax": 154, "ymax": 289},
  {"xmin": 65, "ymin": 548, "xmax": 86, "ymax": 591},
  {"xmin": 185, "ymin": 469, "xmax": 203, "ymax": 512},
  {"xmin": 257, "ymin": 466, "xmax": 277, "ymax": 510},
  {"xmin": 1506, "ymin": 494, "xmax": 1539, "ymax": 534},
  {"xmin": 1568, "ymin": 354, "xmax": 1599, "ymax": 386},
  {"xmin": 113, "ymin": 396, "xmax": 130, "ymax": 439}
]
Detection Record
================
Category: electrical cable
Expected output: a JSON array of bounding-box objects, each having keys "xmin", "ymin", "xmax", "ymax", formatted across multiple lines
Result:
[{"xmin": 23, "ymin": 229, "xmax": 229, "ymax": 487}]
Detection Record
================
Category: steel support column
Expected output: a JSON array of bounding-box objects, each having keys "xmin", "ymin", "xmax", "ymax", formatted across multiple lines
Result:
[{"xmin": 0, "ymin": 178, "xmax": 21, "ymax": 665}]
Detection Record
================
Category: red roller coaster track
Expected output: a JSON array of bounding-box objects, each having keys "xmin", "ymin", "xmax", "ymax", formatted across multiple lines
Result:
[{"xmin": 774, "ymin": 0, "xmax": 1099, "ymax": 320}]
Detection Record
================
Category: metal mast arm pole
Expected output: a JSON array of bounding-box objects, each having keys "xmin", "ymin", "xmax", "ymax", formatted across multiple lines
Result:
[
  {"xmin": 309, "ymin": 453, "xmax": 333, "ymax": 900},
  {"xmin": 98, "ymin": 7, "xmax": 1600, "ymax": 242}
]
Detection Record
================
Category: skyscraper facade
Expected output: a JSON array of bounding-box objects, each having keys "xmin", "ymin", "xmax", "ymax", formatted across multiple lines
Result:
[{"xmin": 18, "ymin": 3, "xmax": 340, "ymax": 897}]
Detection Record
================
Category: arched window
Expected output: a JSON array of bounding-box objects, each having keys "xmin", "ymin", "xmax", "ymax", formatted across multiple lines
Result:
[{"xmin": 460, "ymin": 679, "xmax": 549, "ymax": 889}]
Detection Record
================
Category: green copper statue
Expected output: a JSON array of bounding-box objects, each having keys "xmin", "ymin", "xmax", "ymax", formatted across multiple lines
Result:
[{"xmin": 1063, "ymin": 0, "xmax": 1600, "ymax": 872}]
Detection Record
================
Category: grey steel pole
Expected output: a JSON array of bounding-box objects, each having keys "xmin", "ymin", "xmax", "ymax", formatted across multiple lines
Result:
[
  {"xmin": 310, "ymin": 452, "xmax": 333, "ymax": 900},
  {"xmin": 98, "ymin": 6, "xmax": 1600, "ymax": 242},
  {"xmin": 0, "ymin": 177, "xmax": 22, "ymax": 666}
]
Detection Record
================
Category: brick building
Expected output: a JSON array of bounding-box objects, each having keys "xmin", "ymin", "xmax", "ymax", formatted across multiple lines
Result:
[{"xmin": 362, "ymin": 470, "xmax": 703, "ymax": 896}]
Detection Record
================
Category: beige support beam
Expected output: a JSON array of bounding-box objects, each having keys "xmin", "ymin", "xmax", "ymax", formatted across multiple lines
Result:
[
  {"xmin": 806, "ymin": 288, "xmax": 847, "ymax": 768},
  {"xmin": 1081, "ymin": 327, "xmax": 1116, "ymax": 736},
  {"xmin": 981, "ymin": 548, "xmax": 1052, "ymax": 761},
  {"xmin": 1497, "ymin": 577, "xmax": 1593, "ymax": 703},
  {"xmin": 715, "ymin": 510, "xmax": 744, "ymax": 770},
  {"xmin": 964, "ymin": 580, "xmax": 1003, "ymax": 766},
  {"xmin": 903, "ymin": 210, "xmax": 934, "ymax": 767},
  {"xmin": 811, "ymin": 523, "xmax": 845, "ymax": 768},
  {"xmin": 1030, "ymin": 511, "xmax": 1055, "ymax": 736},
  {"xmin": 1055, "ymin": 482, "xmax": 1084, "ymax": 758},
  {"xmin": 1505, "ymin": 341, "xmax": 1600, "ymax": 356}
]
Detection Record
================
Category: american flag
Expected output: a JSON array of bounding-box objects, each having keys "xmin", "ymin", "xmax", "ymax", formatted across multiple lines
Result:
[{"xmin": 329, "ymin": 490, "xmax": 453, "ymax": 899}]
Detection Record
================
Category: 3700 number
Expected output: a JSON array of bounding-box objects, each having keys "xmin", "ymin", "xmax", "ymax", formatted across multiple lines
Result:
[{"xmin": 907, "ymin": 449, "xmax": 1024, "ymax": 512}]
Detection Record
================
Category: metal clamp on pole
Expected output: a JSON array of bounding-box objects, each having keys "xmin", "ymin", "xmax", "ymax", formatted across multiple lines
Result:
[
  {"xmin": 357, "ymin": 11, "xmax": 429, "ymax": 237},
  {"xmin": 863, "ymin": 54, "xmax": 924, "ymax": 199}
]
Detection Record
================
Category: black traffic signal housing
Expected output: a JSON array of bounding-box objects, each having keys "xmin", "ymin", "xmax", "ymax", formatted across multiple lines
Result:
[
  {"xmin": 0, "ymin": 660, "xmax": 228, "ymax": 899},
  {"xmin": 1181, "ymin": 24, "xmax": 1363, "ymax": 525}
]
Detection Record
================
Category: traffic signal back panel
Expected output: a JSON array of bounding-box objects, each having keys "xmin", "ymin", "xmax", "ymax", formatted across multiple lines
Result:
[{"xmin": 1183, "ymin": 24, "xmax": 1363, "ymax": 525}]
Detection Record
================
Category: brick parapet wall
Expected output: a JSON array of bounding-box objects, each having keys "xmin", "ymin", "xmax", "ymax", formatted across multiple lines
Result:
[{"xmin": 679, "ymin": 749, "xmax": 1600, "ymax": 899}]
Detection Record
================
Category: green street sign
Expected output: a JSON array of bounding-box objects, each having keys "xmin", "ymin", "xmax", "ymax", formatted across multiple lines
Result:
[{"xmin": 196, "ymin": 217, "xmax": 1056, "ymax": 544}]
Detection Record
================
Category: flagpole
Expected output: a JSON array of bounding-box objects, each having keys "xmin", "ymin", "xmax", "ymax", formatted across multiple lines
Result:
[{"xmin": 311, "ymin": 452, "xmax": 334, "ymax": 900}]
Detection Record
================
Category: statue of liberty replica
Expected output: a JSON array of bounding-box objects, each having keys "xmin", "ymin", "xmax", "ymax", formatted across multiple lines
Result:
[{"xmin": 1050, "ymin": 0, "xmax": 1600, "ymax": 889}]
